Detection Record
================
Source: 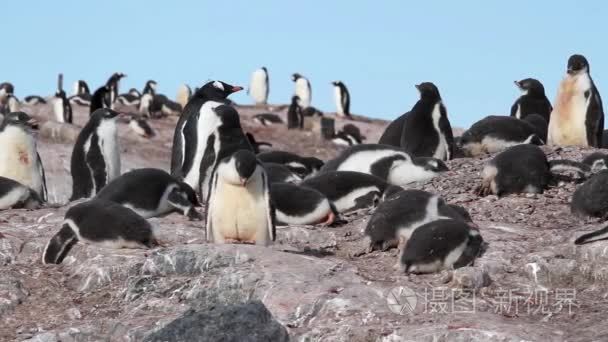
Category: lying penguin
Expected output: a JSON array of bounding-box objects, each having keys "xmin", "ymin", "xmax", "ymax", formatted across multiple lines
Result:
[
  {"xmin": 270, "ymin": 183, "xmax": 336, "ymax": 226},
  {"xmin": 257, "ymin": 151, "xmax": 324, "ymax": 178},
  {"xmin": 0, "ymin": 176, "xmax": 43, "ymax": 210}
]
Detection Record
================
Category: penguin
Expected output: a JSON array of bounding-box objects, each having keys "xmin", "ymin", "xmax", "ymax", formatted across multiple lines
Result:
[
  {"xmin": 69, "ymin": 80, "xmax": 92, "ymax": 107},
  {"xmin": 522, "ymin": 113, "xmax": 549, "ymax": 143},
  {"xmin": 205, "ymin": 150, "xmax": 275, "ymax": 245},
  {"xmin": 270, "ymin": 183, "xmax": 335, "ymax": 225},
  {"xmin": 570, "ymin": 170, "xmax": 608, "ymax": 219},
  {"xmin": 53, "ymin": 73, "xmax": 73, "ymax": 124},
  {"xmin": 42, "ymin": 199, "xmax": 159, "ymax": 265},
  {"xmin": 128, "ymin": 116, "xmax": 155, "ymax": 138},
  {"xmin": 400, "ymin": 219, "xmax": 485, "ymax": 274},
  {"xmin": 287, "ymin": 95, "xmax": 303, "ymax": 129},
  {"xmin": 253, "ymin": 113, "xmax": 283, "ymax": 126},
  {"xmin": 0, "ymin": 112, "xmax": 47, "ymax": 201},
  {"xmin": 510, "ymin": 78, "xmax": 553, "ymax": 122},
  {"xmin": 198, "ymin": 105, "xmax": 253, "ymax": 199},
  {"xmin": 249, "ymin": 67, "xmax": 269, "ymax": 105},
  {"xmin": 104, "ymin": 72, "xmax": 126, "ymax": 109},
  {"xmin": 70, "ymin": 108, "xmax": 121, "ymax": 201},
  {"xmin": 256, "ymin": 151, "xmax": 324, "ymax": 178},
  {"xmin": 301, "ymin": 106, "xmax": 323, "ymax": 117},
  {"xmin": 154, "ymin": 94, "xmax": 183, "ymax": 117},
  {"xmin": 0, "ymin": 82, "xmax": 14, "ymax": 100},
  {"xmin": 378, "ymin": 112, "xmax": 410, "ymax": 147},
  {"xmin": 332, "ymin": 81, "xmax": 351, "ymax": 117},
  {"xmin": 0, "ymin": 176, "xmax": 43, "ymax": 210},
  {"xmin": 23, "ymin": 95, "xmax": 47, "ymax": 106},
  {"xmin": 476, "ymin": 144, "xmax": 589, "ymax": 197},
  {"xmin": 95, "ymin": 168, "xmax": 202, "ymax": 220},
  {"xmin": 300, "ymin": 171, "xmax": 397, "ymax": 213},
  {"xmin": 459, "ymin": 115, "xmax": 544, "ymax": 157},
  {"xmin": 263, "ymin": 163, "xmax": 302, "ymax": 184},
  {"xmin": 292, "ymin": 73, "xmax": 311, "ymax": 108},
  {"xmin": 582, "ymin": 152, "xmax": 608, "ymax": 172},
  {"xmin": 548, "ymin": 54, "xmax": 604, "ymax": 147},
  {"xmin": 176, "ymin": 84, "xmax": 192, "ymax": 109},
  {"xmin": 574, "ymin": 225, "xmax": 608, "ymax": 245},
  {"xmin": 142, "ymin": 80, "xmax": 157, "ymax": 96},
  {"xmin": 1, "ymin": 95, "xmax": 20, "ymax": 114},
  {"xmin": 400, "ymin": 82, "xmax": 455, "ymax": 161},
  {"xmin": 116, "ymin": 88, "xmax": 141, "ymax": 107},
  {"xmin": 364, "ymin": 189, "xmax": 473, "ymax": 252},
  {"xmin": 245, "ymin": 132, "xmax": 272, "ymax": 153},
  {"xmin": 320, "ymin": 144, "xmax": 449, "ymax": 186},
  {"xmin": 332, "ymin": 123, "xmax": 365, "ymax": 146},
  {"xmin": 170, "ymin": 80, "xmax": 243, "ymax": 193}
]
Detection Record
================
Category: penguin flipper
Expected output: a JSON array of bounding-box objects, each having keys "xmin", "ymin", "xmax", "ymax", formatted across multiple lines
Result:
[
  {"xmin": 43, "ymin": 223, "xmax": 78, "ymax": 264},
  {"xmin": 261, "ymin": 167, "xmax": 276, "ymax": 241},
  {"xmin": 438, "ymin": 107, "xmax": 455, "ymax": 160},
  {"xmin": 198, "ymin": 134, "xmax": 217, "ymax": 196},
  {"xmin": 36, "ymin": 152, "xmax": 48, "ymax": 202},
  {"xmin": 86, "ymin": 135, "xmax": 107, "ymax": 194},
  {"xmin": 179, "ymin": 114, "xmax": 199, "ymax": 177}
]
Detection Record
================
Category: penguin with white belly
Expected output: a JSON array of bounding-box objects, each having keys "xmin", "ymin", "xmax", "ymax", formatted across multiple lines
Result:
[
  {"xmin": 249, "ymin": 67, "xmax": 269, "ymax": 105},
  {"xmin": 292, "ymin": 73, "xmax": 311, "ymax": 108},
  {"xmin": 206, "ymin": 150, "xmax": 276, "ymax": 245}
]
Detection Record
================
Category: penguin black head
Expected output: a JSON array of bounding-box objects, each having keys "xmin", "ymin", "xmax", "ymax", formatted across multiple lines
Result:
[
  {"xmin": 292, "ymin": 73, "xmax": 302, "ymax": 82},
  {"xmin": 412, "ymin": 157, "xmax": 450, "ymax": 173},
  {"xmin": 567, "ymin": 54, "xmax": 589, "ymax": 75},
  {"xmin": 143, "ymin": 80, "xmax": 157, "ymax": 94},
  {"xmin": 229, "ymin": 150, "xmax": 258, "ymax": 185},
  {"xmin": 78, "ymin": 80, "xmax": 90, "ymax": 94},
  {"xmin": 415, "ymin": 82, "xmax": 441, "ymax": 100},
  {"xmin": 0, "ymin": 82, "xmax": 15, "ymax": 95},
  {"xmin": 331, "ymin": 81, "xmax": 343, "ymax": 87},
  {"xmin": 196, "ymin": 81, "xmax": 243, "ymax": 101},
  {"xmin": 213, "ymin": 105, "xmax": 241, "ymax": 129},
  {"xmin": 514, "ymin": 78, "xmax": 545, "ymax": 95},
  {"xmin": 1, "ymin": 111, "xmax": 38, "ymax": 130},
  {"xmin": 106, "ymin": 72, "xmax": 126, "ymax": 87},
  {"xmin": 178, "ymin": 181, "xmax": 201, "ymax": 207},
  {"xmin": 91, "ymin": 108, "xmax": 120, "ymax": 122},
  {"xmin": 261, "ymin": 67, "xmax": 267, "ymax": 72}
]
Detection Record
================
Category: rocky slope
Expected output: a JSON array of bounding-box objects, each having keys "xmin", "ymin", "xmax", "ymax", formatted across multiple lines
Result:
[{"xmin": 1, "ymin": 102, "xmax": 608, "ymax": 342}]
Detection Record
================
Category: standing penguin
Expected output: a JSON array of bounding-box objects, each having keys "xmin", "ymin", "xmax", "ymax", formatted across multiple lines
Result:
[
  {"xmin": 287, "ymin": 95, "xmax": 303, "ymax": 129},
  {"xmin": 400, "ymin": 82, "xmax": 454, "ymax": 161},
  {"xmin": 548, "ymin": 54, "xmax": 604, "ymax": 147},
  {"xmin": 198, "ymin": 105, "xmax": 253, "ymax": 200},
  {"xmin": 292, "ymin": 73, "xmax": 311, "ymax": 108},
  {"xmin": 90, "ymin": 86, "xmax": 110, "ymax": 114},
  {"xmin": 104, "ymin": 72, "xmax": 126, "ymax": 109},
  {"xmin": 70, "ymin": 108, "xmax": 121, "ymax": 201},
  {"xmin": 510, "ymin": 78, "xmax": 552, "ymax": 122},
  {"xmin": 53, "ymin": 74, "xmax": 73, "ymax": 124},
  {"xmin": 206, "ymin": 150, "xmax": 275, "ymax": 245},
  {"xmin": 176, "ymin": 84, "xmax": 192, "ymax": 109},
  {"xmin": 249, "ymin": 67, "xmax": 269, "ymax": 105},
  {"xmin": 0, "ymin": 112, "xmax": 47, "ymax": 202},
  {"xmin": 170, "ymin": 81, "xmax": 243, "ymax": 193},
  {"xmin": 69, "ymin": 80, "xmax": 92, "ymax": 107},
  {"xmin": 332, "ymin": 81, "xmax": 351, "ymax": 118}
]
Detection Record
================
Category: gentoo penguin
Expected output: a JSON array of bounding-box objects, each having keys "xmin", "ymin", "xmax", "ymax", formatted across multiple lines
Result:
[
  {"xmin": 69, "ymin": 80, "xmax": 92, "ymax": 107},
  {"xmin": 256, "ymin": 151, "xmax": 324, "ymax": 178},
  {"xmin": 459, "ymin": 115, "xmax": 544, "ymax": 157},
  {"xmin": 249, "ymin": 67, "xmax": 269, "ymax": 105},
  {"xmin": 522, "ymin": 113, "xmax": 549, "ymax": 143},
  {"xmin": 95, "ymin": 168, "xmax": 202, "ymax": 220},
  {"xmin": 104, "ymin": 72, "xmax": 126, "ymax": 109},
  {"xmin": 570, "ymin": 170, "xmax": 608, "ymax": 218},
  {"xmin": 378, "ymin": 112, "xmax": 410, "ymax": 147},
  {"xmin": 400, "ymin": 219, "xmax": 485, "ymax": 274},
  {"xmin": 128, "ymin": 115, "xmax": 155, "ymax": 138},
  {"xmin": 582, "ymin": 152, "xmax": 608, "ymax": 173},
  {"xmin": 170, "ymin": 80, "xmax": 243, "ymax": 193},
  {"xmin": 320, "ymin": 144, "xmax": 448, "ymax": 186},
  {"xmin": 263, "ymin": 163, "xmax": 302, "ymax": 184},
  {"xmin": 0, "ymin": 176, "xmax": 43, "ymax": 210},
  {"xmin": 333, "ymin": 123, "xmax": 365, "ymax": 146},
  {"xmin": 301, "ymin": 171, "xmax": 397, "ymax": 213},
  {"xmin": 70, "ymin": 108, "xmax": 121, "ymax": 201},
  {"xmin": 246, "ymin": 132, "xmax": 272, "ymax": 153},
  {"xmin": 575, "ymin": 224, "xmax": 608, "ymax": 245},
  {"xmin": 198, "ymin": 105, "xmax": 253, "ymax": 199},
  {"xmin": 332, "ymin": 81, "xmax": 351, "ymax": 117},
  {"xmin": 53, "ymin": 74, "xmax": 73, "ymax": 124},
  {"xmin": 400, "ymin": 82, "xmax": 454, "ymax": 160},
  {"xmin": 176, "ymin": 84, "xmax": 192, "ymax": 109},
  {"xmin": 0, "ymin": 112, "xmax": 47, "ymax": 201},
  {"xmin": 292, "ymin": 73, "xmax": 311, "ymax": 108},
  {"xmin": 271, "ymin": 183, "xmax": 335, "ymax": 225},
  {"xmin": 477, "ymin": 144, "xmax": 589, "ymax": 197},
  {"xmin": 253, "ymin": 113, "xmax": 283, "ymax": 126},
  {"xmin": 287, "ymin": 95, "xmax": 303, "ymax": 129},
  {"xmin": 90, "ymin": 85, "xmax": 111, "ymax": 114},
  {"xmin": 548, "ymin": 54, "xmax": 604, "ymax": 147},
  {"xmin": 142, "ymin": 80, "xmax": 157, "ymax": 96},
  {"xmin": 364, "ymin": 189, "xmax": 472, "ymax": 252},
  {"xmin": 42, "ymin": 199, "xmax": 159, "ymax": 264},
  {"xmin": 206, "ymin": 150, "xmax": 275, "ymax": 245},
  {"xmin": 0, "ymin": 82, "xmax": 14, "ymax": 99},
  {"xmin": 153, "ymin": 94, "xmax": 183, "ymax": 117},
  {"xmin": 23, "ymin": 95, "xmax": 47, "ymax": 106},
  {"xmin": 116, "ymin": 88, "xmax": 141, "ymax": 107},
  {"xmin": 510, "ymin": 78, "xmax": 553, "ymax": 122}
]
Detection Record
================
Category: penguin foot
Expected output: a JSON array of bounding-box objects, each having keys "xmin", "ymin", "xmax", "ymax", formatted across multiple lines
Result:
[{"xmin": 320, "ymin": 211, "xmax": 336, "ymax": 226}]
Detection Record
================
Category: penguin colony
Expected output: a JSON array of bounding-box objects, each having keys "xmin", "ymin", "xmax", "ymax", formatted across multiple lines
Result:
[{"xmin": 0, "ymin": 53, "xmax": 604, "ymax": 275}]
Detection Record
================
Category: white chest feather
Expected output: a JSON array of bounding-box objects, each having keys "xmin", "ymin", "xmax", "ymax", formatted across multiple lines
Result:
[
  {"xmin": 337, "ymin": 150, "xmax": 406, "ymax": 175},
  {"xmin": 334, "ymin": 86, "xmax": 344, "ymax": 115},
  {"xmin": 0, "ymin": 127, "xmax": 42, "ymax": 193},
  {"xmin": 249, "ymin": 70, "xmax": 268, "ymax": 104},
  {"xmin": 295, "ymin": 79, "xmax": 311, "ymax": 107},
  {"xmin": 388, "ymin": 161, "xmax": 438, "ymax": 186},
  {"xmin": 96, "ymin": 120, "xmax": 120, "ymax": 181},
  {"xmin": 431, "ymin": 103, "xmax": 448, "ymax": 160},
  {"xmin": 53, "ymin": 98, "xmax": 65, "ymax": 123},
  {"xmin": 548, "ymin": 73, "xmax": 592, "ymax": 146},
  {"xmin": 0, "ymin": 186, "xmax": 29, "ymax": 209}
]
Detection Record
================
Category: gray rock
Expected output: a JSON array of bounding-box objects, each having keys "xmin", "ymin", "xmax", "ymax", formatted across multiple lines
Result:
[{"xmin": 0, "ymin": 275, "xmax": 28, "ymax": 316}]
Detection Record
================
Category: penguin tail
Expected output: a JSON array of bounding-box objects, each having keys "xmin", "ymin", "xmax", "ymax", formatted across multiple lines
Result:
[
  {"xmin": 575, "ymin": 225, "xmax": 608, "ymax": 245},
  {"xmin": 42, "ymin": 223, "xmax": 78, "ymax": 264}
]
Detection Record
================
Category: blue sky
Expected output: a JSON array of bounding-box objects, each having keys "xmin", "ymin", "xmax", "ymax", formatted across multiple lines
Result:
[{"xmin": 3, "ymin": 1, "xmax": 607, "ymax": 127}]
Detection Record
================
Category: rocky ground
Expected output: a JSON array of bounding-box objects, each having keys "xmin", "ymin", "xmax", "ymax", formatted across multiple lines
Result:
[{"xmin": 1, "ymin": 101, "xmax": 608, "ymax": 342}]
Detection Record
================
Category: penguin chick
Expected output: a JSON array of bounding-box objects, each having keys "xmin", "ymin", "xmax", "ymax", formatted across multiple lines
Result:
[
  {"xmin": 128, "ymin": 116, "xmax": 156, "ymax": 138},
  {"xmin": 253, "ymin": 113, "xmax": 283, "ymax": 126},
  {"xmin": 400, "ymin": 219, "xmax": 485, "ymax": 274},
  {"xmin": 271, "ymin": 183, "xmax": 336, "ymax": 226},
  {"xmin": 582, "ymin": 152, "xmax": 608, "ymax": 173},
  {"xmin": 510, "ymin": 78, "xmax": 552, "ymax": 122},
  {"xmin": 42, "ymin": 199, "xmax": 159, "ymax": 264},
  {"xmin": 287, "ymin": 95, "xmax": 303, "ymax": 129},
  {"xmin": 571, "ymin": 170, "xmax": 608, "ymax": 219},
  {"xmin": 95, "ymin": 168, "xmax": 201, "ymax": 220},
  {"xmin": 263, "ymin": 163, "xmax": 302, "ymax": 184},
  {"xmin": 0, "ymin": 176, "xmax": 43, "ymax": 210},
  {"xmin": 257, "ymin": 151, "xmax": 324, "ymax": 178},
  {"xmin": 522, "ymin": 113, "xmax": 549, "ymax": 143}
]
